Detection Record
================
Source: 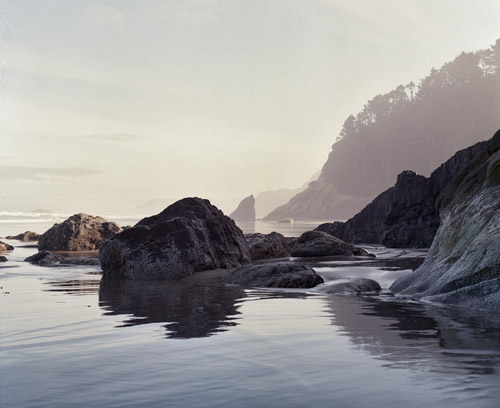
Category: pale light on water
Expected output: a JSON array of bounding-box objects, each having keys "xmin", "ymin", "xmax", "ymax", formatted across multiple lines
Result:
[{"xmin": 1, "ymin": 222, "xmax": 500, "ymax": 407}]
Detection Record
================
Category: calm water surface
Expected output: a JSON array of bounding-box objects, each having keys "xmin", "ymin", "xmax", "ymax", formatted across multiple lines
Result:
[{"xmin": 1, "ymin": 220, "xmax": 500, "ymax": 407}]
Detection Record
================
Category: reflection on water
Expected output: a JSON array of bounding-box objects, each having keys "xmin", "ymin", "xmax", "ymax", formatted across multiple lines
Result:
[
  {"xmin": 97, "ymin": 279, "xmax": 311, "ymax": 339},
  {"xmin": 29, "ymin": 253, "xmax": 500, "ymax": 407},
  {"xmin": 99, "ymin": 279, "xmax": 245, "ymax": 338},
  {"xmin": 326, "ymin": 295, "xmax": 500, "ymax": 376}
]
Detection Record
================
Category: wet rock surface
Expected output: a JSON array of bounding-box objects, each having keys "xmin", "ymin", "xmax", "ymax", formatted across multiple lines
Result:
[
  {"xmin": 0, "ymin": 241, "xmax": 14, "ymax": 252},
  {"xmin": 390, "ymin": 130, "xmax": 500, "ymax": 310},
  {"xmin": 222, "ymin": 261, "xmax": 324, "ymax": 288},
  {"xmin": 318, "ymin": 278, "xmax": 382, "ymax": 295},
  {"xmin": 38, "ymin": 214, "xmax": 121, "ymax": 251},
  {"xmin": 290, "ymin": 230, "xmax": 372, "ymax": 258},
  {"xmin": 245, "ymin": 232, "xmax": 294, "ymax": 260},
  {"xmin": 25, "ymin": 250, "xmax": 65, "ymax": 266},
  {"xmin": 25, "ymin": 250, "xmax": 100, "ymax": 266},
  {"xmin": 99, "ymin": 197, "xmax": 251, "ymax": 281}
]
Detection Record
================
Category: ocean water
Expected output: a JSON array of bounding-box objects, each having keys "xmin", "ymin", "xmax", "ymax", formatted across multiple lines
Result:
[{"xmin": 1, "ymin": 214, "xmax": 500, "ymax": 407}]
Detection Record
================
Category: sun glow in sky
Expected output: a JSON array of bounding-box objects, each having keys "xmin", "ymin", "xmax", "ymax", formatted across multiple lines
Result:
[{"xmin": 1, "ymin": 0, "xmax": 499, "ymax": 214}]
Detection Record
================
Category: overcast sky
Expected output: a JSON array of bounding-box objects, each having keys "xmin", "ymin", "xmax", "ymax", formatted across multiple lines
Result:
[{"xmin": 1, "ymin": 0, "xmax": 499, "ymax": 214}]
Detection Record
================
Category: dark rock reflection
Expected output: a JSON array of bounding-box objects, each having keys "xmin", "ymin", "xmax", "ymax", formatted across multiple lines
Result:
[
  {"xmin": 325, "ymin": 295, "xmax": 500, "ymax": 375},
  {"xmin": 98, "ymin": 278, "xmax": 247, "ymax": 339}
]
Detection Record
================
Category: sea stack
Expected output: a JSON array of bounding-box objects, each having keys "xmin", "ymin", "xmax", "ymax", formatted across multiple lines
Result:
[{"xmin": 229, "ymin": 195, "xmax": 256, "ymax": 222}]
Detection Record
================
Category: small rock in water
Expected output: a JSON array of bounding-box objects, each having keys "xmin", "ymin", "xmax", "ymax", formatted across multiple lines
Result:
[
  {"xmin": 6, "ymin": 231, "xmax": 40, "ymax": 242},
  {"xmin": 222, "ymin": 262, "xmax": 324, "ymax": 288},
  {"xmin": 0, "ymin": 241, "xmax": 14, "ymax": 252},
  {"xmin": 25, "ymin": 250, "xmax": 65, "ymax": 266},
  {"xmin": 319, "ymin": 278, "xmax": 382, "ymax": 295},
  {"xmin": 290, "ymin": 230, "xmax": 372, "ymax": 258}
]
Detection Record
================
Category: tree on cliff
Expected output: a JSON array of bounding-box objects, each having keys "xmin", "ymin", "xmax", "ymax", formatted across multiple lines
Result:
[{"xmin": 264, "ymin": 38, "xmax": 500, "ymax": 221}]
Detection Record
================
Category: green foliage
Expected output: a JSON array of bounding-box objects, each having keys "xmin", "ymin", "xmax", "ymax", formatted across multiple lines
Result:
[{"xmin": 336, "ymin": 38, "xmax": 500, "ymax": 143}]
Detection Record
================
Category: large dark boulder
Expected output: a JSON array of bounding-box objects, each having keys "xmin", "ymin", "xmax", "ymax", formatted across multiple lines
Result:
[
  {"xmin": 38, "ymin": 214, "xmax": 121, "ymax": 251},
  {"xmin": 230, "ymin": 195, "xmax": 255, "ymax": 222},
  {"xmin": 245, "ymin": 232, "xmax": 294, "ymax": 260},
  {"xmin": 99, "ymin": 197, "xmax": 251, "ymax": 280},
  {"xmin": 0, "ymin": 241, "xmax": 14, "ymax": 252},
  {"xmin": 390, "ymin": 130, "xmax": 500, "ymax": 310},
  {"xmin": 290, "ymin": 230, "xmax": 371, "ymax": 257},
  {"xmin": 316, "ymin": 140, "xmax": 488, "ymax": 248},
  {"xmin": 6, "ymin": 231, "xmax": 40, "ymax": 242},
  {"xmin": 222, "ymin": 262, "xmax": 324, "ymax": 288}
]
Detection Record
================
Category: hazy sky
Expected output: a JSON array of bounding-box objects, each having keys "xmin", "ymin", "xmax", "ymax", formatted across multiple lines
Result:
[{"xmin": 1, "ymin": 0, "xmax": 499, "ymax": 215}]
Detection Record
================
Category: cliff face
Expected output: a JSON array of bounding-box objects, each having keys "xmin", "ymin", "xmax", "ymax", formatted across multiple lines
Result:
[
  {"xmin": 316, "ymin": 140, "xmax": 488, "ymax": 248},
  {"xmin": 264, "ymin": 42, "xmax": 500, "ymax": 221},
  {"xmin": 390, "ymin": 130, "xmax": 500, "ymax": 310}
]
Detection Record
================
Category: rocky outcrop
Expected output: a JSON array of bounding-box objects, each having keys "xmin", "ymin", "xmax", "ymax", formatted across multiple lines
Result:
[
  {"xmin": 38, "ymin": 214, "xmax": 121, "ymax": 251},
  {"xmin": 319, "ymin": 278, "xmax": 381, "ymax": 295},
  {"xmin": 222, "ymin": 262, "xmax": 324, "ymax": 288},
  {"xmin": 316, "ymin": 140, "xmax": 488, "ymax": 248},
  {"xmin": 245, "ymin": 232, "xmax": 294, "ymax": 260},
  {"xmin": 0, "ymin": 241, "xmax": 14, "ymax": 252},
  {"xmin": 99, "ymin": 197, "xmax": 251, "ymax": 280},
  {"xmin": 290, "ymin": 231, "xmax": 371, "ymax": 257},
  {"xmin": 6, "ymin": 231, "xmax": 40, "ymax": 242},
  {"xmin": 229, "ymin": 195, "xmax": 255, "ymax": 222},
  {"xmin": 263, "ymin": 42, "xmax": 500, "ymax": 222},
  {"xmin": 25, "ymin": 250, "xmax": 100, "ymax": 266},
  {"xmin": 390, "ymin": 130, "xmax": 500, "ymax": 310}
]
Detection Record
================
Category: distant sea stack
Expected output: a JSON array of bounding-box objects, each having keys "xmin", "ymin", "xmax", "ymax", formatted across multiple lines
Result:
[
  {"xmin": 390, "ymin": 130, "xmax": 500, "ymax": 311},
  {"xmin": 264, "ymin": 40, "xmax": 500, "ymax": 221},
  {"xmin": 38, "ymin": 213, "xmax": 122, "ymax": 251},
  {"xmin": 99, "ymin": 197, "xmax": 251, "ymax": 281},
  {"xmin": 316, "ymin": 139, "xmax": 488, "ymax": 248},
  {"xmin": 229, "ymin": 195, "xmax": 255, "ymax": 222}
]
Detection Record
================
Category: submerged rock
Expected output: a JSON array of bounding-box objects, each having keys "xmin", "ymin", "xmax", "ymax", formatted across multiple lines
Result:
[
  {"xmin": 390, "ymin": 130, "xmax": 500, "ymax": 310},
  {"xmin": 319, "ymin": 278, "xmax": 382, "ymax": 295},
  {"xmin": 290, "ymin": 230, "xmax": 371, "ymax": 257},
  {"xmin": 230, "ymin": 195, "xmax": 256, "ymax": 222},
  {"xmin": 0, "ymin": 241, "xmax": 14, "ymax": 252},
  {"xmin": 222, "ymin": 262, "xmax": 324, "ymax": 288},
  {"xmin": 6, "ymin": 231, "xmax": 40, "ymax": 242},
  {"xmin": 245, "ymin": 232, "xmax": 293, "ymax": 260},
  {"xmin": 99, "ymin": 197, "xmax": 251, "ymax": 280},
  {"xmin": 38, "ymin": 214, "xmax": 121, "ymax": 251}
]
